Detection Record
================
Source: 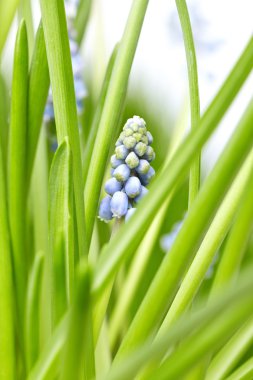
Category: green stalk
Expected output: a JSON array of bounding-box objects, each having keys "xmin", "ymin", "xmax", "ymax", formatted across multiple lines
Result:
[
  {"xmin": 158, "ymin": 150, "xmax": 253, "ymax": 331},
  {"xmin": 85, "ymin": 0, "xmax": 149, "ymax": 245},
  {"xmin": 40, "ymin": 0, "xmax": 87, "ymax": 257},
  {"xmin": 115, "ymin": 98, "xmax": 253, "ymax": 358},
  {"xmin": 0, "ymin": 130, "xmax": 15, "ymax": 380},
  {"xmin": 60, "ymin": 262, "xmax": 95, "ymax": 380},
  {"xmin": 0, "ymin": 0, "xmax": 19, "ymax": 54},
  {"xmin": 225, "ymin": 357, "xmax": 253, "ymax": 380},
  {"xmin": 27, "ymin": 22, "xmax": 49, "ymax": 184},
  {"xmin": 75, "ymin": 0, "xmax": 93, "ymax": 45},
  {"xmin": 8, "ymin": 19, "xmax": 29, "ymax": 328},
  {"xmin": 83, "ymin": 44, "xmax": 118, "ymax": 185},
  {"xmin": 19, "ymin": 0, "xmax": 34, "ymax": 55},
  {"xmin": 212, "ymin": 166, "xmax": 253, "ymax": 291},
  {"xmin": 175, "ymin": 0, "xmax": 200, "ymax": 207},
  {"xmin": 206, "ymin": 318, "xmax": 253, "ymax": 380},
  {"xmin": 25, "ymin": 252, "xmax": 45, "ymax": 372},
  {"xmin": 92, "ymin": 37, "xmax": 253, "ymax": 301}
]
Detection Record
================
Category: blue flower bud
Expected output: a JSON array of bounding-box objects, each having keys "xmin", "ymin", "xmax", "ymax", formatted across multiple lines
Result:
[
  {"xmin": 115, "ymin": 145, "xmax": 129, "ymax": 160},
  {"xmin": 124, "ymin": 177, "xmax": 141, "ymax": 198},
  {"xmin": 147, "ymin": 131, "xmax": 153, "ymax": 144},
  {"xmin": 74, "ymin": 76, "xmax": 87, "ymax": 99},
  {"xmin": 125, "ymin": 152, "xmax": 139, "ymax": 169},
  {"xmin": 111, "ymin": 154, "xmax": 124, "ymax": 169},
  {"xmin": 134, "ymin": 142, "xmax": 147, "ymax": 156},
  {"xmin": 104, "ymin": 177, "xmax": 122, "ymax": 195},
  {"xmin": 136, "ymin": 159, "xmax": 150, "ymax": 175},
  {"xmin": 113, "ymin": 164, "xmax": 130, "ymax": 182},
  {"xmin": 134, "ymin": 185, "xmax": 148, "ymax": 203},
  {"xmin": 144, "ymin": 146, "xmax": 155, "ymax": 162},
  {"xmin": 44, "ymin": 102, "xmax": 54, "ymax": 123},
  {"xmin": 123, "ymin": 136, "xmax": 136, "ymax": 149},
  {"xmin": 98, "ymin": 195, "xmax": 113, "ymax": 222},
  {"xmin": 110, "ymin": 191, "xmax": 128, "ymax": 218},
  {"xmin": 139, "ymin": 166, "xmax": 155, "ymax": 185},
  {"xmin": 125, "ymin": 207, "xmax": 136, "ymax": 222}
]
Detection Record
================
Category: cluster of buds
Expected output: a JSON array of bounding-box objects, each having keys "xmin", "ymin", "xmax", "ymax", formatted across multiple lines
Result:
[
  {"xmin": 43, "ymin": 0, "xmax": 87, "ymax": 148},
  {"xmin": 99, "ymin": 116, "xmax": 155, "ymax": 222}
]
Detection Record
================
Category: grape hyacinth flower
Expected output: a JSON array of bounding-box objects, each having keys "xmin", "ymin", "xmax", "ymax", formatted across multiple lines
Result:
[
  {"xmin": 98, "ymin": 116, "xmax": 155, "ymax": 222},
  {"xmin": 43, "ymin": 0, "xmax": 87, "ymax": 150}
]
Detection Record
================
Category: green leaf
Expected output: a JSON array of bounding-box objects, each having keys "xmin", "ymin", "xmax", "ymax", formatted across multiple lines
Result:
[
  {"xmin": 60, "ymin": 261, "xmax": 95, "ymax": 380},
  {"xmin": 49, "ymin": 138, "xmax": 74, "ymax": 326},
  {"xmin": 84, "ymin": 0, "xmax": 150, "ymax": 245},
  {"xmin": 0, "ymin": 130, "xmax": 16, "ymax": 380},
  {"xmin": 40, "ymin": 0, "xmax": 88, "ymax": 257},
  {"xmin": 212, "ymin": 165, "xmax": 253, "ymax": 290},
  {"xmin": 149, "ymin": 285, "xmax": 253, "ymax": 380},
  {"xmin": 25, "ymin": 251, "xmax": 45, "ymax": 372},
  {"xmin": 175, "ymin": 0, "xmax": 200, "ymax": 206},
  {"xmin": 160, "ymin": 150, "xmax": 253, "ymax": 328},
  {"xmin": 83, "ymin": 44, "xmax": 119, "ymax": 186},
  {"xmin": 0, "ymin": 0, "xmax": 19, "ymax": 54},
  {"xmin": 206, "ymin": 318, "xmax": 253, "ymax": 380},
  {"xmin": 0, "ymin": 74, "xmax": 9, "ymax": 167},
  {"xmin": 104, "ymin": 271, "xmax": 253, "ymax": 380},
  {"xmin": 27, "ymin": 22, "xmax": 49, "ymax": 184},
  {"xmin": 75, "ymin": 0, "xmax": 93, "ymax": 45},
  {"xmin": 27, "ymin": 315, "xmax": 68, "ymax": 380},
  {"xmin": 92, "ymin": 36, "xmax": 253, "ymax": 302},
  {"xmin": 8, "ymin": 19, "xmax": 29, "ymax": 328},
  {"xmin": 225, "ymin": 357, "xmax": 253, "ymax": 380}
]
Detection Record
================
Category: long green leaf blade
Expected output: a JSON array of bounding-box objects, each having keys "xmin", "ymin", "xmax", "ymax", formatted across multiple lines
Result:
[
  {"xmin": 25, "ymin": 251, "xmax": 45, "ymax": 371},
  {"xmin": 49, "ymin": 138, "xmax": 74, "ymax": 326},
  {"xmin": 27, "ymin": 22, "xmax": 49, "ymax": 183},
  {"xmin": 8, "ymin": 19, "xmax": 29, "ymax": 328},
  {"xmin": 40, "ymin": 0, "xmax": 87, "ymax": 257},
  {"xmin": 0, "ymin": 127, "xmax": 16, "ymax": 380},
  {"xmin": 175, "ymin": 0, "xmax": 200, "ymax": 206},
  {"xmin": 0, "ymin": 0, "xmax": 19, "ymax": 54}
]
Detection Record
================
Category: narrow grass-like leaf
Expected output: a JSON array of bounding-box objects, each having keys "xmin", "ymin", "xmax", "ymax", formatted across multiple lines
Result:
[
  {"xmin": 85, "ymin": 0, "xmax": 149, "ymax": 244},
  {"xmin": 115, "ymin": 98, "xmax": 253, "ymax": 358},
  {"xmin": 149, "ymin": 290, "xmax": 253, "ymax": 380},
  {"xmin": 104, "ymin": 271, "xmax": 253, "ymax": 380},
  {"xmin": 8, "ymin": 19, "xmax": 29, "ymax": 327},
  {"xmin": 83, "ymin": 44, "xmax": 118, "ymax": 185},
  {"xmin": 27, "ymin": 316, "xmax": 68, "ymax": 380},
  {"xmin": 27, "ymin": 22, "xmax": 49, "ymax": 183},
  {"xmin": 19, "ymin": 0, "xmax": 34, "ymax": 54},
  {"xmin": 92, "ymin": 37, "xmax": 253, "ymax": 300},
  {"xmin": 0, "ymin": 0, "xmax": 19, "ymax": 54},
  {"xmin": 212, "ymin": 166, "xmax": 253, "ymax": 290},
  {"xmin": 0, "ymin": 134, "xmax": 15, "ymax": 380},
  {"xmin": 159, "ymin": 150, "xmax": 253, "ymax": 328},
  {"xmin": 25, "ymin": 251, "xmax": 45, "ymax": 372},
  {"xmin": 49, "ymin": 138, "xmax": 74, "ymax": 326},
  {"xmin": 40, "ymin": 0, "xmax": 87, "ymax": 257},
  {"xmin": 225, "ymin": 357, "xmax": 253, "ymax": 380},
  {"xmin": 175, "ymin": 0, "xmax": 200, "ymax": 206},
  {"xmin": 60, "ymin": 261, "xmax": 95, "ymax": 380},
  {"xmin": 75, "ymin": 0, "xmax": 93, "ymax": 45},
  {"xmin": 206, "ymin": 318, "xmax": 253, "ymax": 380},
  {"xmin": 0, "ymin": 74, "xmax": 9, "ymax": 167}
]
